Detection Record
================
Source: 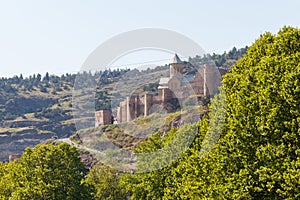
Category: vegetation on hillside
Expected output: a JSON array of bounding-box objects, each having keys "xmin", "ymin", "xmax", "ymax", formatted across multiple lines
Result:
[{"xmin": 0, "ymin": 47, "xmax": 244, "ymax": 162}]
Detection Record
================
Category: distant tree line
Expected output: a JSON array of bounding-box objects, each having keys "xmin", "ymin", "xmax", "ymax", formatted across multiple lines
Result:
[
  {"xmin": 0, "ymin": 46, "xmax": 247, "ymax": 94},
  {"xmin": 189, "ymin": 46, "xmax": 248, "ymax": 68}
]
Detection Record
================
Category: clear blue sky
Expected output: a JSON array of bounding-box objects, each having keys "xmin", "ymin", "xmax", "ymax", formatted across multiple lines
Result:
[{"xmin": 0, "ymin": 0, "xmax": 299, "ymax": 77}]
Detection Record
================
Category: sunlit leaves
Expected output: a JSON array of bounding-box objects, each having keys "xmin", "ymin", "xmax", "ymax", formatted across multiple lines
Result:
[{"xmin": 0, "ymin": 143, "xmax": 94, "ymax": 199}]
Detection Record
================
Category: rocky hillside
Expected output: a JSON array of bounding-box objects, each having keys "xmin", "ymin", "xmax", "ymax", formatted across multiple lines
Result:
[{"xmin": 0, "ymin": 47, "xmax": 246, "ymax": 161}]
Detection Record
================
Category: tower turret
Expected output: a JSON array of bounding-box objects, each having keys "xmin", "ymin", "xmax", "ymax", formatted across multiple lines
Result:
[{"xmin": 170, "ymin": 54, "xmax": 183, "ymax": 78}]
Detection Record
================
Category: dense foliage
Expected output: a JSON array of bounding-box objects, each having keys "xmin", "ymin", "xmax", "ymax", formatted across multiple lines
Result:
[
  {"xmin": 86, "ymin": 164, "xmax": 125, "ymax": 200},
  {"xmin": 213, "ymin": 26, "xmax": 300, "ymax": 199},
  {"xmin": 0, "ymin": 143, "xmax": 94, "ymax": 199}
]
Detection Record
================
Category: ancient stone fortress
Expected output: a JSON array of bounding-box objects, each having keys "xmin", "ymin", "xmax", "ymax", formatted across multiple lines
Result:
[{"xmin": 95, "ymin": 54, "xmax": 227, "ymax": 126}]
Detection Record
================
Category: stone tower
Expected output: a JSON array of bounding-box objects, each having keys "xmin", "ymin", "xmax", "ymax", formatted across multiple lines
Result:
[
  {"xmin": 203, "ymin": 63, "xmax": 222, "ymax": 97},
  {"xmin": 95, "ymin": 110, "xmax": 112, "ymax": 126},
  {"xmin": 170, "ymin": 54, "xmax": 184, "ymax": 77}
]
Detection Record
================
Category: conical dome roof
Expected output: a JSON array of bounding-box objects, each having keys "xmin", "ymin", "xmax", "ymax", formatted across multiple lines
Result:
[{"xmin": 170, "ymin": 54, "xmax": 183, "ymax": 64}]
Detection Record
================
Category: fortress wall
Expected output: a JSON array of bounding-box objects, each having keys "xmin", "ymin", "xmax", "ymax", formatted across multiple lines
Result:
[
  {"xmin": 144, "ymin": 93, "xmax": 153, "ymax": 116},
  {"xmin": 120, "ymin": 101, "xmax": 127, "ymax": 123}
]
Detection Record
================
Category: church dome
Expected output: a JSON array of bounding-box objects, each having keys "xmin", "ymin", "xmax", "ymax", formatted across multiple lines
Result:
[{"xmin": 170, "ymin": 54, "xmax": 184, "ymax": 64}]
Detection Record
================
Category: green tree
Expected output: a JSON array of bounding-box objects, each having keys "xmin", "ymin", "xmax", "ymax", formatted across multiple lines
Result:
[
  {"xmin": 34, "ymin": 73, "xmax": 42, "ymax": 86},
  {"xmin": 119, "ymin": 124, "xmax": 199, "ymax": 199},
  {"xmin": 86, "ymin": 164, "xmax": 126, "ymax": 200},
  {"xmin": 0, "ymin": 143, "xmax": 94, "ymax": 199},
  {"xmin": 43, "ymin": 72, "xmax": 50, "ymax": 82},
  {"xmin": 200, "ymin": 26, "xmax": 300, "ymax": 199}
]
